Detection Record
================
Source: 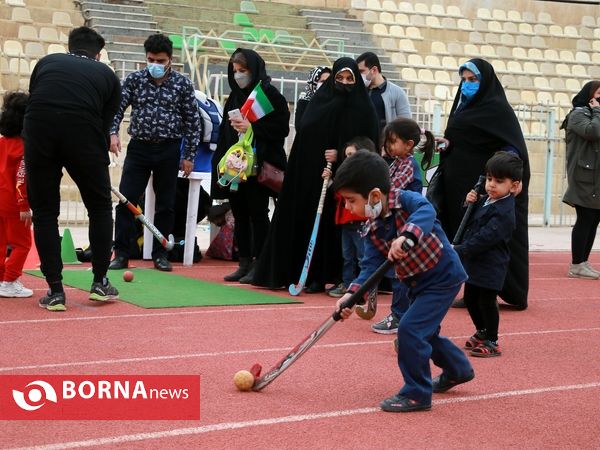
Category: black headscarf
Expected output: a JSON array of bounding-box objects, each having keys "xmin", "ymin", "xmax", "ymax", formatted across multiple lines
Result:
[{"xmin": 441, "ymin": 58, "xmax": 530, "ymax": 308}]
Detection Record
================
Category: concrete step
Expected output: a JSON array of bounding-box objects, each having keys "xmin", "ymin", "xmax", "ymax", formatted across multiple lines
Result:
[
  {"xmin": 299, "ymin": 9, "xmax": 350, "ymax": 20},
  {"xmin": 307, "ymin": 19, "xmax": 364, "ymax": 30},
  {"xmin": 81, "ymin": 8, "xmax": 154, "ymax": 23},
  {"xmin": 79, "ymin": 1, "xmax": 149, "ymax": 14},
  {"xmin": 87, "ymin": 17, "xmax": 158, "ymax": 31},
  {"xmin": 93, "ymin": 24, "xmax": 160, "ymax": 39}
]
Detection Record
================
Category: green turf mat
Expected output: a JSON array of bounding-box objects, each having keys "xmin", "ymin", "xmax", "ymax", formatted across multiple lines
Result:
[{"xmin": 26, "ymin": 269, "xmax": 300, "ymax": 309}]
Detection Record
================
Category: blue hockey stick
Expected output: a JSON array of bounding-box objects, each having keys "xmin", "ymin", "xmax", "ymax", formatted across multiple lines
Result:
[{"xmin": 289, "ymin": 162, "xmax": 332, "ymax": 296}]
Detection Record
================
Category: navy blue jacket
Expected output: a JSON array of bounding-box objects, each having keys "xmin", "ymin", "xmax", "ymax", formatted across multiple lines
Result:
[{"xmin": 453, "ymin": 195, "xmax": 516, "ymax": 291}]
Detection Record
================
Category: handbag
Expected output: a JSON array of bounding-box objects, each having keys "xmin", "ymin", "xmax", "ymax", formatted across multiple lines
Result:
[
  {"xmin": 258, "ymin": 161, "xmax": 284, "ymax": 193},
  {"xmin": 216, "ymin": 125, "xmax": 254, "ymax": 192},
  {"xmin": 425, "ymin": 164, "xmax": 444, "ymax": 215}
]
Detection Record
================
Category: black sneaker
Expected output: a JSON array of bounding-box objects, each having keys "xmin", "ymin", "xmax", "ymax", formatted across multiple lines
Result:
[
  {"xmin": 89, "ymin": 280, "xmax": 119, "ymax": 302},
  {"xmin": 432, "ymin": 370, "xmax": 475, "ymax": 393},
  {"xmin": 38, "ymin": 291, "xmax": 66, "ymax": 312},
  {"xmin": 371, "ymin": 313, "xmax": 399, "ymax": 334},
  {"xmin": 380, "ymin": 393, "xmax": 431, "ymax": 412}
]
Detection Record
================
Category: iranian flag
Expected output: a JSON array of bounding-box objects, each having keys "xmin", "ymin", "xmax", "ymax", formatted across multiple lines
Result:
[{"xmin": 240, "ymin": 81, "xmax": 274, "ymax": 122}]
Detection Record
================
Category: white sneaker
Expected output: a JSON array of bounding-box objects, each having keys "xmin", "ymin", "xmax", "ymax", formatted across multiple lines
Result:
[
  {"xmin": 0, "ymin": 279, "xmax": 34, "ymax": 298},
  {"xmin": 583, "ymin": 261, "xmax": 600, "ymax": 276},
  {"xmin": 568, "ymin": 263, "xmax": 600, "ymax": 280}
]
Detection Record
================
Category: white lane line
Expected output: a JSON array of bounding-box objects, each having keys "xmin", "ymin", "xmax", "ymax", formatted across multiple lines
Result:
[
  {"xmin": 0, "ymin": 305, "xmax": 344, "ymax": 326},
  {"xmin": 12, "ymin": 382, "xmax": 600, "ymax": 450},
  {"xmin": 1, "ymin": 327, "xmax": 598, "ymax": 373}
]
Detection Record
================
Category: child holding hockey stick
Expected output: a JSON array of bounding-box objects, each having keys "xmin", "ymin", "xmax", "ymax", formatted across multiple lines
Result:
[
  {"xmin": 333, "ymin": 151, "xmax": 473, "ymax": 412},
  {"xmin": 453, "ymin": 151, "xmax": 523, "ymax": 357}
]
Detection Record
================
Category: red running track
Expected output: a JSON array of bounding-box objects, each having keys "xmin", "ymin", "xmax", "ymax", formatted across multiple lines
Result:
[{"xmin": 0, "ymin": 252, "xmax": 599, "ymax": 449}]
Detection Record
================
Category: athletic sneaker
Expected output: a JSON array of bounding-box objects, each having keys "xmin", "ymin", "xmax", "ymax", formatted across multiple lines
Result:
[
  {"xmin": 464, "ymin": 330, "xmax": 487, "ymax": 349},
  {"xmin": 371, "ymin": 313, "xmax": 399, "ymax": 334},
  {"xmin": 89, "ymin": 279, "xmax": 119, "ymax": 302},
  {"xmin": 380, "ymin": 393, "xmax": 431, "ymax": 412},
  {"xmin": 584, "ymin": 261, "xmax": 600, "ymax": 276},
  {"xmin": 39, "ymin": 291, "xmax": 66, "ymax": 312},
  {"xmin": 568, "ymin": 262, "xmax": 599, "ymax": 280},
  {"xmin": 327, "ymin": 283, "xmax": 347, "ymax": 298},
  {"xmin": 0, "ymin": 279, "xmax": 33, "ymax": 298}
]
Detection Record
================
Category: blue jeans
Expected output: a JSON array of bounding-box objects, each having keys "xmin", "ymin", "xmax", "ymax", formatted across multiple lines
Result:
[
  {"xmin": 391, "ymin": 277, "xmax": 409, "ymax": 319},
  {"xmin": 341, "ymin": 222, "xmax": 365, "ymax": 287},
  {"xmin": 396, "ymin": 281, "xmax": 473, "ymax": 404}
]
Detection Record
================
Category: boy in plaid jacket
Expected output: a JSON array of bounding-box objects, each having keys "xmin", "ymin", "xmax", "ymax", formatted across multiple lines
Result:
[{"xmin": 333, "ymin": 151, "xmax": 474, "ymax": 412}]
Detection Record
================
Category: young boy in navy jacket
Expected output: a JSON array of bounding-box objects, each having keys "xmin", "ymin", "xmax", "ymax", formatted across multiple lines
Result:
[
  {"xmin": 453, "ymin": 151, "xmax": 523, "ymax": 357},
  {"xmin": 333, "ymin": 151, "xmax": 474, "ymax": 412}
]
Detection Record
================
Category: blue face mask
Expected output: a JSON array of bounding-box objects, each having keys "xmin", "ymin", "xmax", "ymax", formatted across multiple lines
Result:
[
  {"xmin": 461, "ymin": 81, "xmax": 480, "ymax": 99},
  {"xmin": 148, "ymin": 63, "xmax": 168, "ymax": 79}
]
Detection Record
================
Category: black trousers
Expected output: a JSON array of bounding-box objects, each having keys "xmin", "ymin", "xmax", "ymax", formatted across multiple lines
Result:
[
  {"xmin": 114, "ymin": 138, "xmax": 181, "ymax": 260},
  {"xmin": 572, "ymin": 205, "xmax": 600, "ymax": 264},
  {"xmin": 228, "ymin": 177, "xmax": 271, "ymax": 258},
  {"xmin": 24, "ymin": 118, "xmax": 113, "ymax": 285},
  {"xmin": 463, "ymin": 282, "xmax": 500, "ymax": 342}
]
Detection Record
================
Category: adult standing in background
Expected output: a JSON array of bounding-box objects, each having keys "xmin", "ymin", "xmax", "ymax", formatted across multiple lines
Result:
[
  {"xmin": 561, "ymin": 80, "xmax": 600, "ymax": 279},
  {"xmin": 356, "ymin": 51, "xmax": 412, "ymax": 130},
  {"xmin": 294, "ymin": 65, "xmax": 331, "ymax": 130},
  {"xmin": 109, "ymin": 33, "xmax": 201, "ymax": 272},
  {"xmin": 252, "ymin": 57, "xmax": 379, "ymax": 291},
  {"xmin": 436, "ymin": 58, "xmax": 530, "ymax": 310},
  {"xmin": 23, "ymin": 26, "xmax": 121, "ymax": 311},
  {"xmin": 211, "ymin": 48, "xmax": 290, "ymax": 283}
]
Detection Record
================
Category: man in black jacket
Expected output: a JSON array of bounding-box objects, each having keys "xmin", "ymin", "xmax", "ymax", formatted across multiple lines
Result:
[{"xmin": 23, "ymin": 26, "xmax": 121, "ymax": 312}]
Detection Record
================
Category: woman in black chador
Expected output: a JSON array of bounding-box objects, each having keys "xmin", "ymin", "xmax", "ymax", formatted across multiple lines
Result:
[
  {"xmin": 252, "ymin": 57, "xmax": 379, "ymax": 291},
  {"xmin": 211, "ymin": 48, "xmax": 290, "ymax": 283},
  {"xmin": 438, "ymin": 58, "xmax": 530, "ymax": 309}
]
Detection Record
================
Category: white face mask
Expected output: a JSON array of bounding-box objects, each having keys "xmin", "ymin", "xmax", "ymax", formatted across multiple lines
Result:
[
  {"xmin": 364, "ymin": 192, "xmax": 382, "ymax": 219},
  {"xmin": 234, "ymin": 72, "xmax": 251, "ymax": 89},
  {"xmin": 316, "ymin": 81, "xmax": 323, "ymax": 90},
  {"xmin": 362, "ymin": 73, "xmax": 372, "ymax": 88}
]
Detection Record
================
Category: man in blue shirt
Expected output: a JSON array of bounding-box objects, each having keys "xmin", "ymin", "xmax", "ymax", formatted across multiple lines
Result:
[{"xmin": 109, "ymin": 33, "xmax": 201, "ymax": 271}]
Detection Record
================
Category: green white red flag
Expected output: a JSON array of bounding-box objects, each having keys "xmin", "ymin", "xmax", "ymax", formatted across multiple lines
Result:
[{"xmin": 240, "ymin": 81, "xmax": 274, "ymax": 122}]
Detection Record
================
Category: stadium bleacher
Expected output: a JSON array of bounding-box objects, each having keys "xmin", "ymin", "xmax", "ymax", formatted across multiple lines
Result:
[{"xmin": 2, "ymin": 0, "xmax": 599, "ymax": 221}]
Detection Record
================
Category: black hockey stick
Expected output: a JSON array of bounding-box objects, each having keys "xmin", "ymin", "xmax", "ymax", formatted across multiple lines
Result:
[
  {"xmin": 452, "ymin": 175, "xmax": 486, "ymax": 245},
  {"xmin": 252, "ymin": 239, "xmax": 414, "ymax": 391}
]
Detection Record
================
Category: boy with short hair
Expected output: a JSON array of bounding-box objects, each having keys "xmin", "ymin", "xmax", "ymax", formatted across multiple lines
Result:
[
  {"xmin": 454, "ymin": 151, "xmax": 523, "ymax": 357},
  {"xmin": 333, "ymin": 151, "xmax": 473, "ymax": 412}
]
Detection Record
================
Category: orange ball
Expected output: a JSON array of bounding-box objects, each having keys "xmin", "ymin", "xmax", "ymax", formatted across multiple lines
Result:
[
  {"xmin": 123, "ymin": 270, "xmax": 134, "ymax": 282},
  {"xmin": 233, "ymin": 370, "xmax": 254, "ymax": 391}
]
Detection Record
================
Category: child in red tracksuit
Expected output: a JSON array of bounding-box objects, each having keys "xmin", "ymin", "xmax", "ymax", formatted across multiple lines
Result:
[
  {"xmin": 325, "ymin": 136, "xmax": 376, "ymax": 297},
  {"xmin": 0, "ymin": 92, "xmax": 33, "ymax": 298}
]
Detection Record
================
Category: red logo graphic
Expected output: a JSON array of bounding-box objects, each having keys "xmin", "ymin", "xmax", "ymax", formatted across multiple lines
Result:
[{"xmin": 0, "ymin": 375, "xmax": 200, "ymax": 420}]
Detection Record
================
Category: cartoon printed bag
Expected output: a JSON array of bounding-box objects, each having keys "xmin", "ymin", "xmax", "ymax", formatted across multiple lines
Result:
[{"xmin": 217, "ymin": 125, "xmax": 254, "ymax": 192}]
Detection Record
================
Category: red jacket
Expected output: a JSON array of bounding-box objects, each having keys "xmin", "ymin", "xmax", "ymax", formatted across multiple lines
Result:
[
  {"xmin": 0, "ymin": 136, "xmax": 29, "ymax": 217},
  {"xmin": 335, "ymin": 193, "xmax": 367, "ymax": 225}
]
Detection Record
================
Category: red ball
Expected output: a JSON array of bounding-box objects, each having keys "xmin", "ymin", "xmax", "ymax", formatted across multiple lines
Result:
[{"xmin": 123, "ymin": 270, "xmax": 134, "ymax": 282}]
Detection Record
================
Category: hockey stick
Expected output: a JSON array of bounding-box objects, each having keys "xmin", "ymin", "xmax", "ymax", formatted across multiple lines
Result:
[
  {"xmin": 452, "ymin": 175, "xmax": 486, "ymax": 245},
  {"xmin": 355, "ymin": 287, "xmax": 377, "ymax": 320},
  {"xmin": 110, "ymin": 186, "xmax": 175, "ymax": 251},
  {"xmin": 288, "ymin": 162, "xmax": 332, "ymax": 296},
  {"xmin": 254, "ymin": 258, "xmax": 394, "ymax": 391},
  {"xmin": 253, "ymin": 239, "xmax": 414, "ymax": 391}
]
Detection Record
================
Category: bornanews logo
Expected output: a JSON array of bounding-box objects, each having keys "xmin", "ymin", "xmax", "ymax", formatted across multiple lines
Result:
[{"xmin": 0, "ymin": 375, "xmax": 200, "ymax": 420}]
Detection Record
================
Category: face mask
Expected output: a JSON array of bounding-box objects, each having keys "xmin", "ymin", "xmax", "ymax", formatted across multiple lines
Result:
[
  {"xmin": 316, "ymin": 81, "xmax": 323, "ymax": 90},
  {"xmin": 364, "ymin": 192, "xmax": 382, "ymax": 219},
  {"xmin": 148, "ymin": 63, "xmax": 168, "ymax": 79},
  {"xmin": 460, "ymin": 81, "xmax": 480, "ymax": 99},
  {"xmin": 361, "ymin": 73, "xmax": 372, "ymax": 88},
  {"xmin": 334, "ymin": 81, "xmax": 354, "ymax": 93},
  {"xmin": 234, "ymin": 72, "xmax": 251, "ymax": 89}
]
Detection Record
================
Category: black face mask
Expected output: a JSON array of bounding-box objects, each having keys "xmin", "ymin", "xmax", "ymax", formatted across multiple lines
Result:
[{"xmin": 334, "ymin": 81, "xmax": 354, "ymax": 93}]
